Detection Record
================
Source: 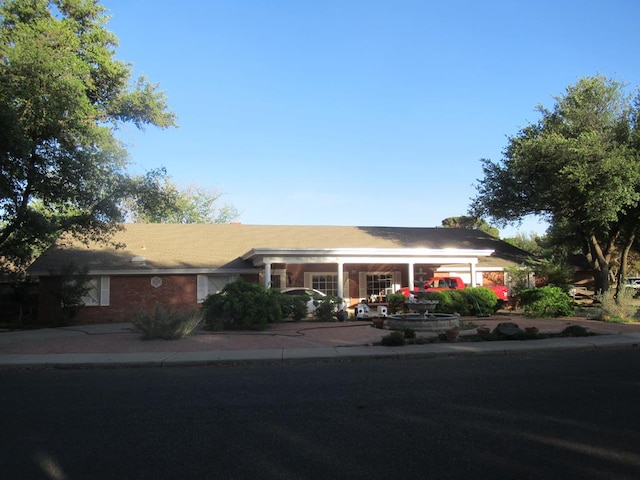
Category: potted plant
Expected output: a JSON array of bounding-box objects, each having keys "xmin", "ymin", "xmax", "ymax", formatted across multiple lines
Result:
[
  {"xmin": 525, "ymin": 326, "xmax": 539, "ymax": 336},
  {"xmin": 445, "ymin": 327, "xmax": 459, "ymax": 341},
  {"xmin": 476, "ymin": 326, "xmax": 491, "ymax": 335}
]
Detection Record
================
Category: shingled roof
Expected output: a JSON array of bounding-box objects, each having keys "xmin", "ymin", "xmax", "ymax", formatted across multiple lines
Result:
[{"xmin": 28, "ymin": 224, "xmax": 532, "ymax": 275}]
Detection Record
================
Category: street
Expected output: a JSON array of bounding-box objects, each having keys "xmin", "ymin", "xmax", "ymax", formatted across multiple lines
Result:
[{"xmin": 2, "ymin": 349, "xmax": 640, "ymax": 479}]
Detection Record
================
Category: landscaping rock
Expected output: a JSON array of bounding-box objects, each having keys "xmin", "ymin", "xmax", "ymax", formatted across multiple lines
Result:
[{"xmin": 494, "ymin": 322, "xmax": 525, "ymax": 338}]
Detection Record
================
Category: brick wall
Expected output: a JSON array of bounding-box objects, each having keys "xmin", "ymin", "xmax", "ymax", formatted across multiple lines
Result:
[{"xmin": 38, "ymin": 274, "xmax": 199, "ymax": 325}]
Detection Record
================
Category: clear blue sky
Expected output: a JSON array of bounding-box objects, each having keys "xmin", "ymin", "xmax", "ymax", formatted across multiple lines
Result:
[{"xmin": 105, "ymin": 0, "xmax": 639, "ymax": 237}]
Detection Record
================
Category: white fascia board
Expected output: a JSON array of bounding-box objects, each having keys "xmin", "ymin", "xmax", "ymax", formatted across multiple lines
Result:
[
  {"xmin": 243, "ymin": 247, "xmax": 494, "ymax": 259},
  {"xmin": 244, "ymin": 248, "xmax": 494, "ymax": 266},
  {"xmin": 258, "ymin": 256, "xmax": 480, "ymax": 267}
]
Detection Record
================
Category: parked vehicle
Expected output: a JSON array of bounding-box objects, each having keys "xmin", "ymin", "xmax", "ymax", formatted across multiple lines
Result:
[
  {"xmin": 279, "ymin": 287, "xmax": 326, "ymax": 314},
  {"xmin": 397, "ymin": 276, "xmax": 509, "ymax": 301},
  {"xmin": 623, "ymin": 277, "xmax": 640, "ymax": 289}
]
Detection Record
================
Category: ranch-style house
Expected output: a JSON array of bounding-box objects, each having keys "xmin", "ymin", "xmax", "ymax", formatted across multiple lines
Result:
[{"xmin": 27, "ymin": 223, "xmax": 532, "ymax": 324}]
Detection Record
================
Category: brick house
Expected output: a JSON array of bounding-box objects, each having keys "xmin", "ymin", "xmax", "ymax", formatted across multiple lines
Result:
[{"xmin": 27, "ymin": 224, "xmax": 531, "ymax": 324}]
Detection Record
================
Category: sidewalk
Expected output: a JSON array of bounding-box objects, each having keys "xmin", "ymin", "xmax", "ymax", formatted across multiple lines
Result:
[{"xmin": 1, "ymin": 315, "xmax": 639, "ymax": 368}]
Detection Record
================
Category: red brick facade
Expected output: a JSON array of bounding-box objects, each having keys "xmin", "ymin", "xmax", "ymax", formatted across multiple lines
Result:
[
  {"xmin": 38, "ymin": 274, "xmax": 200, "ymax": 325},
  {"xmin": 35, "ymin": 266, "xmax": 506, "ymax": 325}
]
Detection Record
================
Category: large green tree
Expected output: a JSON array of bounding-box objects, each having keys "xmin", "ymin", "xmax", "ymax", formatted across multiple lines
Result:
[
  {"xmin": 471, "ymin": 76, "xmax": 640, "ymax": 292},
  {"xmin": 0, "ymin": 0, "xmax": 176, "ymax": 274},
  {"xmin": 126, "ymin": 179, "xmax": 240, "ymax": 224}
]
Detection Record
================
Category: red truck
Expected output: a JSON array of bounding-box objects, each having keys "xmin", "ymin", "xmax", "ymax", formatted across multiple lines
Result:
[{"xmin": 397, "ymin": 276, "xmax": 509, "ymax": 302}]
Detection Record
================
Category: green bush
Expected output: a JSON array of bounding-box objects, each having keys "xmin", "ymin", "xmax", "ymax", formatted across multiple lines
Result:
[
  {"xmin": 519, "ymin": 286, "xmax": 575, "ymax": 317},
  {"xmin": 461, "ymin": 287, "xmax": 500, "ymax": 315},
  {"xmin": 423, "ymin": 291, "xmax": 460, "ymax": 314},
  {"xmin": 427, "ymin": 289, "xmax": 497, "ymax": 316},
  {"xmin": 133, "ymin": 303, "xmax": 203, "ymax": 340},
  {"xmin": 314, "ymin": 295, "xmax": 341, "ymax": 321},
  {"xmin": 562, "ymin": 324, "xmax": 589, "ymax": 337},
  {"xmin": 380, "ymin": 331, "xmax": 406, "ymax": 346},
  {"xmin": 276, "ymin": 293, "xmax": 309, "ymax": 321},
  {"xmin": 201, "ymin": 279, "xmax": 282, "ymax": 331},
  {"xmin": 594, "ymin": 288, "xmax": 638, "ymax": 321},
  {"xmin": 386, "ymin": 293, "xmax": 406, "ymax": 313}
]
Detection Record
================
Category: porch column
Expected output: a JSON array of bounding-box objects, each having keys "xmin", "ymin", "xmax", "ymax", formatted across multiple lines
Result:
[
  {"xmin": 408, "ymin": 262, "xmax": 415, "ymax": 289},
  {"xmin": 469, "ymin": 262, "xmax": 477, "ymax": 286},
  {"xmin": 264, "ymin": 262, "xmax": 272, "ymax": 288},
  {"xmin": 336, "ymin": 261, "xmax": 344, "ymax": 307}
]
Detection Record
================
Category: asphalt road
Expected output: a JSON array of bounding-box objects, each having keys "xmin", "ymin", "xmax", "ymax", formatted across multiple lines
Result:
[{"xmin": 2, "ymin": 349, "xmax": 640, "ymax": 479}]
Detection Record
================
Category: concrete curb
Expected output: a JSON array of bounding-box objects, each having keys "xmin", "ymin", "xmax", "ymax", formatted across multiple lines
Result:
[{"xmin": 1, "ymin": 333, "xmax": 638, "ymax": 369}]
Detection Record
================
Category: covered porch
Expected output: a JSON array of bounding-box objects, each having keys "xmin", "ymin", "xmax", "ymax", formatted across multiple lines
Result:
[{"xmin": 242, "ymin": 247, "xmax": 497, "ymax": 306}]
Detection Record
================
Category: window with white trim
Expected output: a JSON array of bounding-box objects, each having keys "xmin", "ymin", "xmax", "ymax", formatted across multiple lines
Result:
[
  {"xmin": 63, "ymin": 276, "xmax": 110, "ymax": 307},
  {"xmin": 311, "ymin": 274, "xmax": 338, "ymax": 296},
  {"xmin": 84, "ymin": 277, "xmax": 110, "ymax": 306},
  {"xmin": 358, "ymin": 271, "xmax": 401, "ymax": 301},
  {"xmin": 197, "ymin": 274, "xmax": 238, "ymax": 303}
]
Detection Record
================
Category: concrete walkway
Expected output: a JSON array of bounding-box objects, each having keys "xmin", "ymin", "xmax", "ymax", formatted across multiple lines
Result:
[{"xmin": 1, "ymin": 315, "xmax": 639, "ymax": 368}]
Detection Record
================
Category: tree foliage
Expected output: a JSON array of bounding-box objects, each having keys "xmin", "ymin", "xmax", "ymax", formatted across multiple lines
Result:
[
  {"xmin": 502, "ymin": 232, "xmax": 545, "ymax": 256},
  {"xmin": 0, "ymin": 0, "xmax": 176, "ymax": 274},
  {"xmin": 440, "ymin": 216, "xmax": 499, "ymax": 238},
  {"xmin": 471, "ymin": 75, "xmax": 640, "ymax": 292},
  {"xmin": 126, "ymin": 180, "xmax": 240, "ymax": 224}
]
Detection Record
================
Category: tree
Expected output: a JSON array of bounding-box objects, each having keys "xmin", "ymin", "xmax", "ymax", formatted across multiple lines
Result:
[
  {"xmin": 0, "ymin": 0, "xmax": 176, "ymax": 274},
  {"xmin": 126, "ymin": 180, "xmax": 240, "ymax": 224},
  {"xmin": 440, "ymin": 216, "xmax": 500, "ymax": 238},
  {"xmin": 503, "ymin": 232, "xmax": 545, "ymax": 256},
  {"xmin": 471, "ymin": 75, "xmax": 640, "ymax": 293}
]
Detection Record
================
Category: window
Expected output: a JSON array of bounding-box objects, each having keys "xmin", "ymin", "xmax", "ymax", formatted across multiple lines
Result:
[
  {"xmin": 366, "ymin": 273, "xmax": 394, "ymax": 297},
  {"xmin": 197, "ymin": 275, "xmax": 237, "ymax": 303},
  {"xmin": 311, "ymin": 275, "xmax": 338, "ymax": 296},
  {"xmin": 82, "ymin": 278, "xmax": 100, "ymax": 306},
  {"xmin": 358, "ymin": 271, "xmax": 400, "ymax": 302},
  {"xmin": 270, "ymin": 275, "xmax": 282, "ymax": 289},
  {"xmin": 63, "ymin": 276, "xmax": 110, "ymax": 307}
]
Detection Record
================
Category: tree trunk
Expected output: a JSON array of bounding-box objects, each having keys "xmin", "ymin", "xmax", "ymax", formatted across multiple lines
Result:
[
  {"xmin": 589, "ymin": 234, "xmax": 611, "ymax": 293},
  {"xmin": 615, "ymin": 233, "xmax": 636, "ymax": 302}
]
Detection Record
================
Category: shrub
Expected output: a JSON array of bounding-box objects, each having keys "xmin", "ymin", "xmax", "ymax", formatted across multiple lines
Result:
[
  {"xmin": 201, "ymin": 279, "xmax": 282, "ymax": 331},
  {"xmin": 519, "ymin": 286, "xmax": 575, "ymax": 317},
  {"xmin": 429, "ymin": 290, "xmax": 465, "ymax": 314},
  {"xmin": 460, "ymin": 287, "xmax": 499, "ymax": 316},
  {"xmin": 594, "ymin": 288, "xmax": 638, "ymax": 321},
  {"xmin": 133, "ymin": 303, "xmax": 203, "ymax": 340},
  {"xmin": 403, "ymin": 328, "xmax": 416, "ymax": 339},
  {"xmin": 562, "ymin": 325, "xmax": 589, "ymax": 337},
  {"xmin": 314, "ymin": 295, "xmax": 341, "ymax": 321},
  {"xmin": 426, "ymin": 289, "xmax": 497, "ymax": 316},
  {"xmin": 276, "ymin": 293, "xmax": 309, "ymax": 321},
  {"xmin": 386, "ymin": 293, "xmax": 406, "ymax": 313},
  {"xmin": 380, "ymin": 331, "xmax": 406, "ymax": 346}
]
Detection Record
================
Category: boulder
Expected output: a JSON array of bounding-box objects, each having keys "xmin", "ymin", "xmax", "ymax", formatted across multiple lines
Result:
[{"xmin": 494, "ymin": 322, "xmax": 525, "ymax": 338}]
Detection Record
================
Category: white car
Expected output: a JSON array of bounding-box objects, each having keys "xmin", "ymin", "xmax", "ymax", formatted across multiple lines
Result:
[
  {"xmin": 279, "ymin": 288, "xmax": 326, "ymax": 314},
  {"xmin": 623, "ymin": 278, "xmax": 640, "ymax": 291}
]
